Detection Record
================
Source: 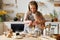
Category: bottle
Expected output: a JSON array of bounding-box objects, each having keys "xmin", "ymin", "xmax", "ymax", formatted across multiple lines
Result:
[{"xmin": 20, "ymin": 18, "xmax": 23, "ymax": 21}]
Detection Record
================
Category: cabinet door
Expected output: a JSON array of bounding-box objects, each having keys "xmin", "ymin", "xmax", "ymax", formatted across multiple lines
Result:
[
  {"xmin": 0, "ymin": 0, "xmax": 2, "ymax": 9},
  {"xmin": 0, "ymin": 22, "xmax": 3, "ymax": 35},
  {"xmin": 59, "ymin": 24, "xmax": 60, "ymax": 34},
  {"xmin": 54, "ymin": 0, "xmax": 60, "ymax": 7}
]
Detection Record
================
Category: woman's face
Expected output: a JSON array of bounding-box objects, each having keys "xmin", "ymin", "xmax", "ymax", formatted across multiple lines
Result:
[{"xmin": 30, "ymin": 5, "xmax": 37, "ymax": 13}]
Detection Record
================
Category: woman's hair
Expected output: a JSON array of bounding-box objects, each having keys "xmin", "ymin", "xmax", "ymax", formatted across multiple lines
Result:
[{"xmin": 28, "ymin": 1, "xmax": 38, "ymax": 11}]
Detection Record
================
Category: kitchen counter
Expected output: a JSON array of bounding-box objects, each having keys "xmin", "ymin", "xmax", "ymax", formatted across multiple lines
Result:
[{"xmin": 0, "ymin": 35, "xmax": 56, "ymax": 40}]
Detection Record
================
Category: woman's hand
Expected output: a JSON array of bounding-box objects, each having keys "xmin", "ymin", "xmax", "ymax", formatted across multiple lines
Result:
[{"xmin": 24, "ymin": 20, "xmax": 32, "ymax": 24}]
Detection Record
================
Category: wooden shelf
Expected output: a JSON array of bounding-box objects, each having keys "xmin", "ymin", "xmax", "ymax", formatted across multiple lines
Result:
[
  {"xmin": 54, "ymin": 4, "xmax": 60, "ymax": 7},
  {"xmin": 5, "ymin": 10, "xmax": 14, "ymax": 13},
  {"xmin": 0, "ymin": 0, "xmax": 3, "ymax": 9},
  {"xmin": 54, "ymin": 1, "xmax": 60, "ymax": 7},
  {"xmin": 2, "ymin": 4, "xmax": 14, "ymax": 7}
]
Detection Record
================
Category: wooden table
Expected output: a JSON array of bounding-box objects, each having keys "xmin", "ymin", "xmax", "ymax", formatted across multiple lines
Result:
[{"xmin": 0, "ymin": 35, "xmax": 56, "ymax": 40}]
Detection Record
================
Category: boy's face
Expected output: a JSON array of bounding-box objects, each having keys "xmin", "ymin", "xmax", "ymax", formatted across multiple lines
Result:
[{"xmin": 30, "ymin": 5, "xmax": 36, "ymax": 13}]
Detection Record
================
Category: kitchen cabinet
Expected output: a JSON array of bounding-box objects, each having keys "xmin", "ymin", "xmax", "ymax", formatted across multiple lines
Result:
[
  {"xmin": 0, "ymin": 0, "xmax": 3, "ymax": 9},
  {"xmin": 0, "ymin": 22, "xmax": 4, "ymax": 35},
  {"xmin": 45, "ymin": 22, "xmax": 60, "ymax": 34},
  {"xmin": 54, "ymin": 0, "xmax": 60, "ymax": 7}
]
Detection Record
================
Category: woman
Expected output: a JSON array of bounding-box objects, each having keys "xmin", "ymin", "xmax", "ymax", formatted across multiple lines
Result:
[{"xmin": 24, "ymin": 1, "xmax": 45, "ymax": 34}]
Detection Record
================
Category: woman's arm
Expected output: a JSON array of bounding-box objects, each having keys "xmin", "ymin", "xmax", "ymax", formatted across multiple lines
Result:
[
  {"xmin": 24, "ymin": 11, "xmax": 32, "ymax": 21},
  {"xmin": 24, "ymin": 13, "xmax": 28, "ymax": 21}
]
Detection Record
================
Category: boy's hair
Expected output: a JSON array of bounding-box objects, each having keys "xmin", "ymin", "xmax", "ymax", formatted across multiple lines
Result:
[{"xmin": 28, "ymin": 1, "xmax": 38, "ymax": 11}]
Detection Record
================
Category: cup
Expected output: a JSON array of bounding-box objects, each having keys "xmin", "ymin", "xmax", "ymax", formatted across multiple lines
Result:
[{"xmin": 3, "ymin": 32, "xmax": 7, "ymax": 36}]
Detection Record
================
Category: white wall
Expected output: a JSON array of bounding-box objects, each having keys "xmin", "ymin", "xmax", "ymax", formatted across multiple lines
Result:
[
  {"xmin": 55, "ymin": 7, "xmax": 60, "ymax": 20},
  {"xmin": 2, "ymin": 0, "xmax": 60, "ymax": 19},
  {"xmin": 2, "ymin": 0, "xmax": 17, "ymax": 18},
  {"xmin": 2, "ymin": 0, "xmax": 32, "ymax": 18}
]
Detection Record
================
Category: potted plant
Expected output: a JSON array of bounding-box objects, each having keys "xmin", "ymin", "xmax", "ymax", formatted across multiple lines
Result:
[
  {"xmin": 50, "ymin": 10, "xmax": 58, "ymax": 22},
  {"xmin": 0, "ymin": 10, "xmax": 7, "ymax": 22}
]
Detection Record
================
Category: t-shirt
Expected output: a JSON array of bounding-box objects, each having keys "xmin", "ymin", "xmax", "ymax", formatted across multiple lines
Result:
[{"xmin": 32, "ymin": 13, "xmax": 36, "ymax": 20}]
